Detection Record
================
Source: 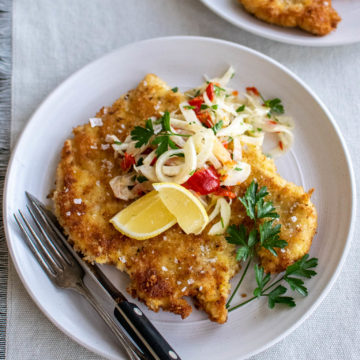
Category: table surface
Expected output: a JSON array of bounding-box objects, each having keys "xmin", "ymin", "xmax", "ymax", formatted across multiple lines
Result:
[{"xmin": 5, "ymin": 0, "xmax": 360, "ymax": 359}]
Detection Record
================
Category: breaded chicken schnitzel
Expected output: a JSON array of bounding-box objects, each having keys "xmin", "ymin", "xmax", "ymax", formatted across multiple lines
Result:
[
  {"xmin": 53, "ymin": 74, "xmax": 317, "ymax": 323},
  {"xmin": 239, "ymin": 0, "xmax": 341, "ymax": 36}
]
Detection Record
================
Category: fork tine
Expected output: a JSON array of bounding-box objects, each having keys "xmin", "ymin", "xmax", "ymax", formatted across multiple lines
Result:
[
  {"xmin": 25, "ymin": 192, "xmax": 73, "ymax": 265},
  {"xmin": 17, "ymin": 209, "xmax": 63, "ymax": 274},
  {"xmin": 14, "ymin": 213, "xmax": 57, "ymax": 279},
  {"xmin": 26, "ymin": 205, "xmax": 65, "ymax": 270}
]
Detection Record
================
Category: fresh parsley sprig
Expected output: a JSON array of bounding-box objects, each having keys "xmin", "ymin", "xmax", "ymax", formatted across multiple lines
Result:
[
  {"xmin": 259, "ymin": 220, "xmax": 287, "ymax": 256},
  {"xmin": 130, "ymin": 111, "xmax": 190, "ymax": 156},
  {"xmin": 152, "ymin": 135, "xmax": 178, "ymax": 156},
  {"xmin": 227, "ymin": 224, "xmax": 257, "ymax": 262},
  {"xmin": 258, "ymin": 92, "xmax": 284, "ymax": 118},
  {"xmin": 228, "ymin": 255, "xmax": 318, "ymax": 312},
  {"xmin": 239, "ymin": 181, "xmax": 275, "ymax": 220},
  {"xmin": 225, "ymin": 181, "xmax": 288, "ymax": 308},
  {"xmin": 131, "ymin": 119, "xmax": 154, "ymax": 148}
]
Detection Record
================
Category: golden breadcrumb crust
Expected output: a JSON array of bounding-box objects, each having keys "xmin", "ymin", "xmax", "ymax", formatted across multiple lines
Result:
[
  {"xmin": 53, "ymin": 74, "xmax": 317, "ymax": 323},
  {"xmin": 239, "ymin": 0, "xmax": 341, "ymax": 36}
]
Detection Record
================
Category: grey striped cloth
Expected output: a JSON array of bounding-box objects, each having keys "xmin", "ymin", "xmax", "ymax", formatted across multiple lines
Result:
[{"xmin": 0, "ymin": 0, "xmax": 11, "ymax": 358}]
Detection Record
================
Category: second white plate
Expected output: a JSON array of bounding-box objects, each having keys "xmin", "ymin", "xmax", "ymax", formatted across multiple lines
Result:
[{"xmin": 201, "ymin": 0, "xmax": 360, "ymax": 46}]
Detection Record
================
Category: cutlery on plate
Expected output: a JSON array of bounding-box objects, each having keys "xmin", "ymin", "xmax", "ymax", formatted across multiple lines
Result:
[
  {"xmin": 15, "ymin": 192, "xmax": 181, "ymax": 360},
  {"xmin": 14, "ymin": 206, "xmax": 144, "ymax": 360}
]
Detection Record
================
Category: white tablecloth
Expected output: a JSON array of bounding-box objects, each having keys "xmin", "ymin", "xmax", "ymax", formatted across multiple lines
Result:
[{"xmin": 7, "ymin": 0, "xmax": 360, "ymax": 359}]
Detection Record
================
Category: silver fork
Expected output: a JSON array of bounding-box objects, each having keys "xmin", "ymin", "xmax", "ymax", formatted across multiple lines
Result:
[{"xmin": 14, "ymin": 206, "xmax": 146, "ymax": 360}]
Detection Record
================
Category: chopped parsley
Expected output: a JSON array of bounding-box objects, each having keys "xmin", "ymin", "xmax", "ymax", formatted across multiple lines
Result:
[
  {"xmin": 152, "ymin": 135, "xmax": 178, "ymax": 156},
  {"xmin": 171, "ymin": 87, "xmax": 178, "ymax": 93},
  {"xmin": 184, "ymin": 105, "xmax": 195, "ymax": 110},
  {"xmin": 212, "ymin": 120, "xmax": 223, "ymax": 135},
  {"xmin": 258, "ymin": 92, "xmax": 285, "ymax": 117},
  {"xmin": 136, "ymin": 175, "xmax": 148, "ymax": 183},
  {"xmin": 169, "ymin": 152, "xmax": 184, "ymax": 158},
  {"xmin": 114, "ymin": 140, "xmax": 122, "ymax": 145},
  {"xmin": 236, "ymin": 105, "xmax": 245, "ymax": 112},
  {"xmin": 214, "ymin": 84, "xmax": 226, "ymax": 96},
  {"xmin": 264, "ymin": 98, "xmax": 284, "ymax": 115},
  {"xmin": 234, "ymin": 167, "xmax": 242, "ymax": 171}
]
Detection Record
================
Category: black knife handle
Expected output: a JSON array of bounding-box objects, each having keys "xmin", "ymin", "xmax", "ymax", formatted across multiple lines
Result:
[
  {"xmin": 114, "ymin": 307, "xmax": 155, "ymax": 359},
  {"xmin": 114, "ymin": 301, "xmax": 181, "ymax": 360}
]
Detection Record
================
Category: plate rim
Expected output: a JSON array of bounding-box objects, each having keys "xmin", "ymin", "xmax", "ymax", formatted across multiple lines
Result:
[
  {"xmin": 200, "ymin": 0, "xmax": 360, "ymax": 47},
  {"xmin": 3, "ymin": 35, "xmax": 357, "ymax": 360}
]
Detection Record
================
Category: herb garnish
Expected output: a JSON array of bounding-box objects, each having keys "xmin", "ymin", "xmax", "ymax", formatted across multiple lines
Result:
[
  {"xmin": 171, "ymin": 87, "xmax": 178, "ymax": 93},
  {"xmin": 130, "ymin": 111, "xmax": 190, "ymax": 156},
  {"xmin": 152, "ymin": 135, "xmax": 178, "ymax": 156},
  {"xmin": 228, "ymin": 255, "xmax": 318, "ymax": 312},
  {"xmin": 225, "ymin": 181, "xmax": 318, "ymax": 312},
  {"xmin": 258, "ymin": 92, "xmax": 284, "ymax": 117},
  {"xmin": 214, "ymin": 84, "xmax": 226, "ymax": 96},
  {"xmin": 236, "ymin": 105, "xmax": 245, "ymax": 113},
  {"xmin": 136, "ymin": 175, "xmax": 148, "ymax": 183},
  {"xmin": 212, "ymin": 120, "xmax": 223, "ymax": 135},
  {"xmin": 220, "ymin": 217, "xmax": 225, "ymax": 228},
  {"xmin": 131, "ymin": 119, "xmax": 154, "ymax": 148},
  {"xmin": 169, "ymin": 152, "xmax": 184, "ymax": 158},
  {"xmin": 114, "ymin": 140, "xmax": 122, "ymax": 145},
  {"xmin": 136, "ymin": 157, "xmax": 144, "ymax": 166}
]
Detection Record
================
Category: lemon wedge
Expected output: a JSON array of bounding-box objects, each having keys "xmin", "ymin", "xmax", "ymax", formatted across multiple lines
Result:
[
  {"xmin": 153, "ymin": 182, "xmax": 209, "ymax": 235},
  {"xmin": 110, "ymin": 191, "xmax": 176, "ymax": 240}
]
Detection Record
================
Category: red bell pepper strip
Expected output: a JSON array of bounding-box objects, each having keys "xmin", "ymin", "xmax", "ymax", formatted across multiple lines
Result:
[
  {"xmin": 182, "ymin": 167, "xmax": 220, "ymax": 195},
  {"xmin": 246, "ymin": 87, "xmax": 260, "ymax": 96},
  {"xmin": 121, "ymin": 153, "xmax": 136, "ymax": 171},
  {"xmin": 197, "ymin": 112, "xmax": 213, "ymax": 128},
  {"xmin": 150, "ymin": 156, "xmax": 158, "ymax": 166},
  {"xmin": 188, "ymin": 96, "xmax": 204, "ymax": 114},
  {"xmin": 214, "ymin": 187, "xmax": 236, "ymax": 199},
  {"xmin": 206, "ymin": 83, "xmax": 215, "ymax": 102}
]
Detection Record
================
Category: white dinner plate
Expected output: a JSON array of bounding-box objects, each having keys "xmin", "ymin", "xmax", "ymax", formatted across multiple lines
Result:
[
  {"xmin": 201, "ymin": 0, "xmax": 360, "ymax": 46},
  {"xmin": 4, "ymin": 36, "xmax": 355, "ymax": 360}
]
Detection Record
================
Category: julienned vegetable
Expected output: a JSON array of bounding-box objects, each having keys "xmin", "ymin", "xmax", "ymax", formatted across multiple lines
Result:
[{"xmin": 107, "ymin": 67, "xmax": 294, "ymax": 234}]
